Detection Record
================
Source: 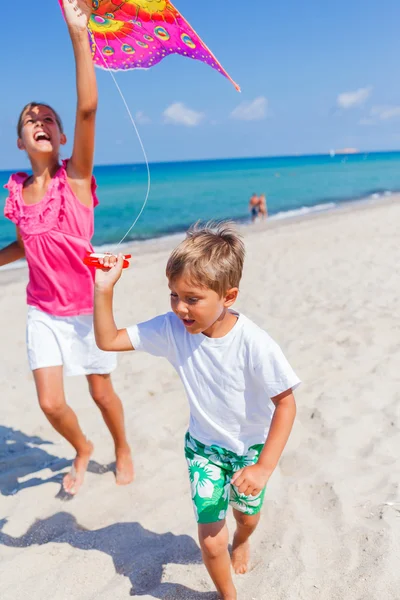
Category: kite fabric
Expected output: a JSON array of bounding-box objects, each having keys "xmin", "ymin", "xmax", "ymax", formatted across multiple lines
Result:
[{"xmin": 59, "ymin": 0, "xmax": 240, "ymax": 90}]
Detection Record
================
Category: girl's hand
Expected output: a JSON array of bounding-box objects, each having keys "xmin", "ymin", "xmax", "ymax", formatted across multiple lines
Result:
[
  {"xmin": 95, "ymin": 254, "xmax": 126, "ymax": 292},
  {"xmin": 62, "ymin": 0, "xmax": 92, "ymax": 32}
]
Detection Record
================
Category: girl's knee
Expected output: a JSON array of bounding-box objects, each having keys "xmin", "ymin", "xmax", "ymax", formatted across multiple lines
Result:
[
  {"xmin": 39, "ymin": 396, "xmax": 66, "ymax": 418},
  {"xmin": 88, "ymin": 375, "xmax": 115, "ymax": 409},
  {"xmin": 90, "ymin": 390, "xmax": 115, "ymax": 409}
]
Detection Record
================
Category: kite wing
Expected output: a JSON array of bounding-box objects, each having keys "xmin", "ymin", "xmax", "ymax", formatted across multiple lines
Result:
[{"xmin": 59, "ymin": 0, "xmax": 240, "ymax": 90}]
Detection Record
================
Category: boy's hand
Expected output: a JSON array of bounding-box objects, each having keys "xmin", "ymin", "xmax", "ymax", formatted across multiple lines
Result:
[
  {"xmin": 62, "ymin": 0, "xmax": 92, "ymax": 32},
  {"xmin": 231, "ymin": 463, "xmax": 273, "ymax": 497},
  {"xmin": 95, "ymin": 254, "xmax": 125, "ymax": 292}
]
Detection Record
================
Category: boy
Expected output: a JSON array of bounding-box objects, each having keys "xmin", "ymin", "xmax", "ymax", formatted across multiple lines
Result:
[{"xmin": 94, "ymin": 222, "xmax": 300, "ymax": 600}]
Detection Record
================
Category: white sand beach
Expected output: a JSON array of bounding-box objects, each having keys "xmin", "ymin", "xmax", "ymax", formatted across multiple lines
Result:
[{"xmin": 0, "ymin": 197, "xmax": 399, "ymax": 599}]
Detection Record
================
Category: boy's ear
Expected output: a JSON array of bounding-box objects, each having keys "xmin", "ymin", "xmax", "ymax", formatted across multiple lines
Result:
[
  {"xmin": 224, "ymin": 287, "xmax": 239, "ymax": 307},
  {"xmin": 17, "ymin": 138, "xmax": 25, "ymax": 151},
  {"xmin": 60, "ymin": 133, "xmax": 67, "ymax": 146}
]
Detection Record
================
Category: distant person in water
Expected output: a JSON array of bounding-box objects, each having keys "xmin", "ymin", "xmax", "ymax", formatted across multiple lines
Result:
[
  {"xmin": 249, "ymin": 193, "xmax": 260, "ymax": 222},
  {"xmin": 259, "ymin": 194, "xmax": 268, "ymax": 220}
]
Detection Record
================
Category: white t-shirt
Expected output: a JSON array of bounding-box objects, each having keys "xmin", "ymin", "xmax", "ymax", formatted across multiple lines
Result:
[{"xmin": 127, "ymin": 311, "xmax": 301, "ymax": 455}]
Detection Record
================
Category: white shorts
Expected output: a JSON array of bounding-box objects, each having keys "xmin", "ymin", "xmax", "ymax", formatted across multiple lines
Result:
[{"xmin": 26, "ymin": 306, "xmax": 117, "ymax": 377}]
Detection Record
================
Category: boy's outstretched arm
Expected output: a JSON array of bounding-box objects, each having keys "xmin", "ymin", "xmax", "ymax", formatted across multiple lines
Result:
[
  {"xmin": 231, "ymin": 389, "xmax": 296, "ymax": 496},
  {"xmin": 94, "ymin": 255, "xmax": 134, "ymax": 352}
]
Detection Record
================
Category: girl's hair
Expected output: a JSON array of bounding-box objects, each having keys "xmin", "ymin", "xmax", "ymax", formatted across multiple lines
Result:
[
  {"xmin": 17, "ymin": 102, "xmax": 64, "ymax": 137},
  {"xmin": 166, "ymin": 221, "xmax": 245, "ymax": 296}
]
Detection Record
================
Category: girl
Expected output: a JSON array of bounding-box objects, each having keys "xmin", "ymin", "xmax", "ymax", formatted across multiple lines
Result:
[{"xmin": 0, "ymin": 0, "xmax": 133, "ymax": 495}]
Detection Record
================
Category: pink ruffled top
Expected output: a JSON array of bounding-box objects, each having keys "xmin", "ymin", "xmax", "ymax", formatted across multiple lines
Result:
[{"xmin": 4, "ymin": 160, "xmax": 98, "ymax": 317}]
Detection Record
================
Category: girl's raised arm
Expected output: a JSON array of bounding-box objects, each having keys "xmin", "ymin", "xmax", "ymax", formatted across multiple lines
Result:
[{"xmin": 63, "ymin": 0, "xmax": 97, "ymax": 184}]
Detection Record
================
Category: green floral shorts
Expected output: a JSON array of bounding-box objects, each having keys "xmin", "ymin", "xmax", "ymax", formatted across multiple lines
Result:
[{"xmin": 184, "ymin": 432, "xmax": 266, "ymax": 524}]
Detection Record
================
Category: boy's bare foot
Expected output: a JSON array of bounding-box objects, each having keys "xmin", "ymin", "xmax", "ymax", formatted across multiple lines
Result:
[
  {"xmin": 231, "ymin": 535, "xmax": 251, "ymax": 574},
  {"xmin": 63, "ymin": 441, "xmax": 94, "ymax": 495},
  {"xmin": 115, "ymin": 447, "xmax": 134, "ymax": 485}
]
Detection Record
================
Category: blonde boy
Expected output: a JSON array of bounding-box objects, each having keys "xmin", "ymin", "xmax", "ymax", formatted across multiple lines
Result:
[{"xmin": 94, "ymin": 222, "xmax": 300, "ymax": 599}]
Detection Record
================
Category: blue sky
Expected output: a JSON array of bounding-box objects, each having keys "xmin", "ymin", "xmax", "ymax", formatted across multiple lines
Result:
[{"xmin": 1, "ymin": 0, "xmax": 400, "ymax": 169}]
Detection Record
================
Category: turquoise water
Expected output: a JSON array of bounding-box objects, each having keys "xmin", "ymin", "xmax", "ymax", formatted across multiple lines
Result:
[{"xmin": 1, "ymin": 151, "xmax": 400, "ymax": 247}]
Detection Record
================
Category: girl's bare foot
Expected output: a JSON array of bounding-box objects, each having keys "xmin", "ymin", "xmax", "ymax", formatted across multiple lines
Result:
[
  {"xmin": 231, "ymin": 535, "xmax": 251, "ymax": 574},
  {"xmin": 63, "ymin": 441, "xmax": 94, "ymax": 495},
  {"xmin": 115, "ymin": 447, "xmax": 134, "ymax": 485}
]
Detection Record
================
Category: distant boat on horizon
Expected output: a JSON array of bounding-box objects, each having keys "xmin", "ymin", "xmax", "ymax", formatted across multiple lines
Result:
[{"xmin": 334, "ymin": 148, "xmax": 360, "ymax": 155}]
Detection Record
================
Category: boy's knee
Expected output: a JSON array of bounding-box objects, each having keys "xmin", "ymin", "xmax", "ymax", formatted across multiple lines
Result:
[
  {"xmin": 199, "ymin": 523, "xmax": 228, "ymax": 559},
  {"xmin": 200, "ymin": 535, "xmax": 227, "ymax": 559},
  {"xmin": 233, "ymin": 510, "xmax": 260, "ymax": 530}
]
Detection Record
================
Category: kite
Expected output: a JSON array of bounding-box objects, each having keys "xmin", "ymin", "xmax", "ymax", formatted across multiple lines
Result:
[
  {"xmin": 59, "ymin": 1, "xmax": 239, "ymax": 268},
  {"xmin": 59, "ymin": 0, "xmax": 239, "ymax": 90}
]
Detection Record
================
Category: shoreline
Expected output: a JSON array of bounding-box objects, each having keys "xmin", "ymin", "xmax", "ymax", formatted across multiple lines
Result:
[{"xmin": 1, "ymin": 192, "xmax": 398, "ymax": 287}]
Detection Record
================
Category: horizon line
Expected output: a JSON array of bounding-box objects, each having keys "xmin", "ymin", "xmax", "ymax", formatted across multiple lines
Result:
[{"xmin": 1, "ymin": 148, "xmax": 400, "ymax": 173}]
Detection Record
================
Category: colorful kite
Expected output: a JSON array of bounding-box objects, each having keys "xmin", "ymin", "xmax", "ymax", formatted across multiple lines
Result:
[
  {"xmin": 59, "ymin": 0, "xmax": 240, "ymax": 90},
  {"xmin": 59, "ymin": 1, "xmax": 239, "ymax": 263}
]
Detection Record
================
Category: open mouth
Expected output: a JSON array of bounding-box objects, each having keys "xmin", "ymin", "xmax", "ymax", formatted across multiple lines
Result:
[
  {"xmin": 34, "ymin": 131, "xmax": 51, "ymax": 142},
  {"xmin": 182, "ymin": 319, "xmax": 195, "ymax": 327}
]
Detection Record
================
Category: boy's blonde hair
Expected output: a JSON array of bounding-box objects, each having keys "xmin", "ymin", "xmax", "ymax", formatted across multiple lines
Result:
[{"xmin": 166, "ymin": 221, "xmax": 245, "ymax": 296}]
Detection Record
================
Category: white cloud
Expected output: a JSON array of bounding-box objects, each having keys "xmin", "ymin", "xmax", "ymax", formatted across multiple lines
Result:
[
  {"xmin": 163, "ymin": 103, "xmax": 204, "ymax": 127},
  {"xmin": 370, "ymin": 105, "xmax": 400, "ymax": 120},
  {"xmin": 359, "ymin": 118, "xmax": 375, "ymax": 126},
  {"xmin": 359, "ymin": 105, "xmax": 400, "ymax": 126},
  {"xmin": 135, "ymin": 110, "xmax": 151, "ymax": 125},
  {"xmin": 337, "ymin": 87, "xmax": 372, "ymax": 109},
  {"xmin": 230, "ymin": 97, "xmax": 268, "ymax": 121}
]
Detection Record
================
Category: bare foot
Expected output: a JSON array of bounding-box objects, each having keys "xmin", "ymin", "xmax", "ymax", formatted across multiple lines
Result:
[
  {"xmin": 63, "ymin": 441, "xmax": 94, "ymax": 495},
  {"xmin": 231, "ymin": 535, "xmax": 251, "ymax": 575},
  {"xmin": 115, "ymin": 447, "xmax": 134, "ymax": 485}
]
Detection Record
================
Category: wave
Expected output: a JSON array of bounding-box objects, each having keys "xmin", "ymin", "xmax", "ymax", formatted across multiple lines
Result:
[{"xmin": 270, "ymin": 202, "xmax": 337, "ymax": 221}]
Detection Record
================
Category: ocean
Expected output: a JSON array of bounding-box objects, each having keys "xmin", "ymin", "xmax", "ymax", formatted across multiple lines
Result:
[{"xmin": 1, "ymin": 151, "xmax": 399, "ymax": 250}]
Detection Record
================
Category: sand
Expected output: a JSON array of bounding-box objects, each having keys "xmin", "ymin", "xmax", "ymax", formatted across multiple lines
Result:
[{"xmin": 0, "ymin": 197, "xmax": 399, "ymax": 599}]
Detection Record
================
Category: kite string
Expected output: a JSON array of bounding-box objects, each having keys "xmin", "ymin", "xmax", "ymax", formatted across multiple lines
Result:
[{"xmin": 93, "ymin": 39, "xmax": 151, "ymax": 250}]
